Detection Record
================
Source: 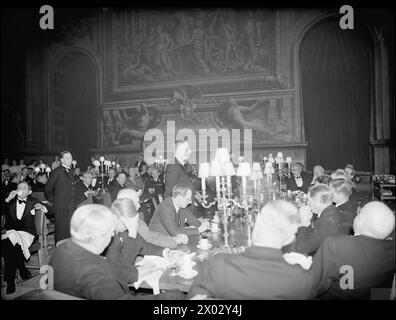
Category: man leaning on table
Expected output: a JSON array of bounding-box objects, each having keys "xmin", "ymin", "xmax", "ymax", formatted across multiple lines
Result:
[
  {"xmin": 49, "ymin": 204, "xmax": 184, "ymax": 300},
  {"xmin": 188, "ymin": 200, "xmax": 313, "ymax": 299},
  {"xmin": 149, "ymin": 183, "xmax": 210, "ymax": 236},
  {"xmin": 116, "ymin": 188, "xmax": 188, "ymax": 248}
]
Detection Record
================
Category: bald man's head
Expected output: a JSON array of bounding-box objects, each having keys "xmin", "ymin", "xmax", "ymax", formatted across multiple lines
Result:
[
  {"xmin": 354, "ymin": 201, "xmax": 395, "ymax": 239},
  {"xmin": 116, "ymin": 188, "xmax": 141, "ymax": 210}
]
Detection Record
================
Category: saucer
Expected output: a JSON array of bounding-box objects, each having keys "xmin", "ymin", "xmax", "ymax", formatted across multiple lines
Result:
[
  {"xmin": 178, "ymin": 269, "xmax": 198, "ymax": 279},
  {"xmin": 197, "ymin": 243, "xmax": 212, "ymax": 250}
]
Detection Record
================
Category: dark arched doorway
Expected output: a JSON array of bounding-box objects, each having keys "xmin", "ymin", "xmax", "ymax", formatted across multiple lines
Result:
[
  {"xmin": 300, "ymin": 19, "xmax": 373, "ymax": 171},
  {"xmin": 49, "ymin": 51, "xmax": 99, "ymax": 170}
]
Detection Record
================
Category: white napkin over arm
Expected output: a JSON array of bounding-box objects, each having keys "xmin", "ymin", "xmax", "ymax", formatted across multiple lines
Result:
[{"xmin": 2, "ymin": 230, "xmax": 35, "ymax": 260}]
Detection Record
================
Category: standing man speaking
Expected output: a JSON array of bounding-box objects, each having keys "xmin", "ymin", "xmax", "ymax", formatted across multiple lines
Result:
[{"xmin": 45, "ymin": 151, "xmax": 75, "ymax": 243}]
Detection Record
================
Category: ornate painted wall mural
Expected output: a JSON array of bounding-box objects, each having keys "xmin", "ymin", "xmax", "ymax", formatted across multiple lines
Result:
[{"xmin": 112, "ymin": 9, "xmax": 276, "ymax": 85}]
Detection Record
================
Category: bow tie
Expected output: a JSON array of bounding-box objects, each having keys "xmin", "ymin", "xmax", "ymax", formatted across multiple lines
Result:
[
  {"xmin": 295, "ymin": 176, "xmax": 302, "ymax": 179},
  {"xmin": 17, "ymin": 199, "xmax": 26, "ymax": 204}
]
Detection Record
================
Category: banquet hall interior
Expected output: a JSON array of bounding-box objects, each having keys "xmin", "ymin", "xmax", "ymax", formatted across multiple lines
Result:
[{"xmin": 1, "ymin": 5, "xmax": 395, "ymax": 300}]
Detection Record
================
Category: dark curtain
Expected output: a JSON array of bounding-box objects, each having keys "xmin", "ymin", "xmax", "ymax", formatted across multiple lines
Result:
[
  {"xmin": 64, "ymin": 56, "xmax": 97, "ymax": 170},
  {"xmin": 301, "ymin": 20, "xmax": 372, "ymax": 171}
]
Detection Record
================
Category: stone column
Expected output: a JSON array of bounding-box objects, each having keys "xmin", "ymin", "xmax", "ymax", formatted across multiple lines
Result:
[{"xmin": 370, "ymin": 27, "xmax": 391, "ymax": 174}]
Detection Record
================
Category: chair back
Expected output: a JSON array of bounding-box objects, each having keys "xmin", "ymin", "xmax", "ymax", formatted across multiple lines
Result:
[{"xmin": 34, "ymin": 209, "xmax": 46, "ymax": 237}]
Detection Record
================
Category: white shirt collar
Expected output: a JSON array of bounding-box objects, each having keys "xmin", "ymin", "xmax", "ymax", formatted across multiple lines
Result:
[
  {"xmin": 335, "ymin": 199, "xmax": 348, "ymax": 208},
  {"xmin": 62, "ymin": 164, "xmax": 70, "ymax": 170},
  {"xmin": 16, "ymin": 199, "xmax": 27, "ymax": 220}
]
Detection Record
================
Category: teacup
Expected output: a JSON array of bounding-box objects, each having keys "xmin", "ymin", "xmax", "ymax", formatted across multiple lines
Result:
[{"xmin": 199, "ymin": 238, "xmax": 209, "ymax": 247}]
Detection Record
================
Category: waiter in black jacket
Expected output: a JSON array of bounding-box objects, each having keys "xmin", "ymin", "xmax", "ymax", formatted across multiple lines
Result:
[{"xmin": 44, "ymin": 151, "xmax": 75, "ymax": 244}]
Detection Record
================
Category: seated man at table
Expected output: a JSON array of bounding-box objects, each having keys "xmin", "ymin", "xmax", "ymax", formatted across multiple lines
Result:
[
  {"xmin": 149, "ymin": 183, "xmax": 210, "ymax": 236},
  {"xmin": 104, "ymin": 198, "xmax": 173, "ymax": 283},
  {"xmin": 117, "ymin": 188, "xmax": 188, "ymax": 248},
  {"xmin": 187, "ymin": 200, "xmax": 313, "ymax": 299},
  {"xmin": 74, "ymin": 171, "xmax": 96, "ymax": 207},
  {"xmin": 291, "ymin": 184, "xmax": 351, "ymax": 255},
  {"xmin": 330, "ymin": 178, "xmax": 357, "ymax": 234},
  {"xmin": 49, "ymin": 204, "xmax": 184, "ymax": 300},
  {"xmin": 309, "ymin": 201, "xmax": 395, "ymax": 299},
  {"xmin": 286, "ymin": 163, "xmax": 312, "ymax": 193},
  {"xmin": 108, "ymin": 172, "xmax": 127, "ymax": 202}
]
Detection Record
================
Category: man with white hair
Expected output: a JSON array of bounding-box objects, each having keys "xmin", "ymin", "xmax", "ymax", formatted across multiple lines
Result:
[
  {"xmin": 187, "ymin": 200, "xmax": 313, "ymax": 299},
  {"xmin": 291, "ymin": 184, "xmax": 351, "ymax": 255},
  {"xmin": 309, "ymin": 201, "xmax": 395, "ymax": 299},
  {"xmin": 116, "ymin": 188, "xmax": 188, "ymax": 248},
  {"xmin": 50, "ymin": 204, "xmax": 184, "ymax": 300}
]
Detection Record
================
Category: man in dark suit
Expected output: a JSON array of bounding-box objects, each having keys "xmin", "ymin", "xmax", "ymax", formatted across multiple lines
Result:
[
  {"xmin": 149, "ymin": 183, "xmax": 210, "ymax": 236},
  {"xmin": 105, "ymin": 167, "xmax": 116, "ymax": 189},
  {"xmin": 49, "ymin": 204, "xmax": 184, "ymax": 300},
  {"xmin": 74, "ymin": 172, "xmax": 96, "ymax": 207},
  {"xmin": 164, "ymin": 140, "xmax": 206, "ymax": 218},
  {"xmin": 142, "ymin": 167, "xmax": 164, "ymax": 203},
  {"xmin": 44, "ymin": 151, "xmax": 75, "ymax": 244},
  {"xmin": 188, "ymin": 200, "xmax": 313, "ymax": 299},
  {"xmin": 286, "ymin": 163, "xmax": 312, "ymax": 193},
  {"xmin": 31, "ymin": 172, "xmax": 48, "ymax": 193},
  {"xmin": 330, "ymin": 178, "xmax": 358, "ymax": 235},
  {"xmin": 164, "ymin": 141, "xmax": 194, "ymax": 198},
  {"xmin": 309, "ymin": 201, "xmax": 395, "ymax": 299},
  {"xmin": 2, "ymin": 182, "xmax": 48, "ymax": 294},
  {"xmin": 134, "ymin": 153, "xmax": 146, "ymax": 172},
  {"xmin": 292, "ymin": 184, "xmax": 351, "ymax": 255},
  {"xmin": 108, "ymin": 172, "xmax": 127, "ymax": 202}
]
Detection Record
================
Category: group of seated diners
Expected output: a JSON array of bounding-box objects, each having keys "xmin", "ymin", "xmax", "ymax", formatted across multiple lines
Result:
[
  {"xmin": 2, "ymin": 159, "xmax": 394, "ymax": 299},
  {"xmin": 50, "ymin": 178, "xmax": 395, "ymax": 300}
]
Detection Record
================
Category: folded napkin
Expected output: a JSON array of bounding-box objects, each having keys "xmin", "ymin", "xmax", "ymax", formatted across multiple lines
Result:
[
  {"xmin": 134, "ymin": 255, "xmax": 171, "ymax": 295},
  {"xmin": 2, "ymin": 230, "xmax": 35, "ymax": 260},
  {"xmin": 283, "ymin": 252, "xmax": 313, "ymax": 270}
]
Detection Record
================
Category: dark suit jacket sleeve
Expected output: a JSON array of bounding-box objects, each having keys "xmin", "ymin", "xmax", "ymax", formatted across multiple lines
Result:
[
  {"xmin": 295, "ymin": 215, "xmax": 340, "ymax": 255},
  {"xmin": 164, "ymin": 165, "xmax": 180, "ymax": 198},
  {"xmin": 181, "ymin": 207, "xmax": 201, "ymax": 227},
  {"xmin": 137, "ymin": 235, "xmax": 164, "ymax": 256},
  {"xmin": 187, "ymin": 258, "xmax": 218, "ymax": 298},
  {"xmin": 79, "ymin": 266, "xmax": 137, "ymax": 300},
  {"xmin": 158, "ymin": 204, "xmax": 199, "ymax": 236},
  {"xmin": 44, "ymin": 170, "xmax": 57, "ymax": 203},
  {"xmin": 308, "ymin": 237, "xmax": 340, "ymax": 299}
]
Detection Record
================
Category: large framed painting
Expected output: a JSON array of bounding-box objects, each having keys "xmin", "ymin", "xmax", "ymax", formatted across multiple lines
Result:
[{"xmin": 103, "ymin": 8, "xmax": 284, "ymax": 100}]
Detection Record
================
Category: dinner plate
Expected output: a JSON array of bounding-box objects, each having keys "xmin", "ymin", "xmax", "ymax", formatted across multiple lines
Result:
[
  {"xmin": 197, "ymin": 243, "xmax": 213, "ymax": 250},
  {"xmin": 178, "ymin": 269, "xmax": 198, "ymax": 279}
]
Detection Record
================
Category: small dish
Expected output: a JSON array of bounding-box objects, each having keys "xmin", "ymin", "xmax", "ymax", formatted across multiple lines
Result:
[{"xmin": 197, "ymin": 243, "xmax": 213, "ymax": 250}]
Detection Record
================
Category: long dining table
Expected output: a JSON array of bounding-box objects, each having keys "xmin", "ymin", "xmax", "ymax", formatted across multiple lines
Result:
[{"xmin": 132, "ymin": 215, "xmax": 252, "ymax": 293}]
